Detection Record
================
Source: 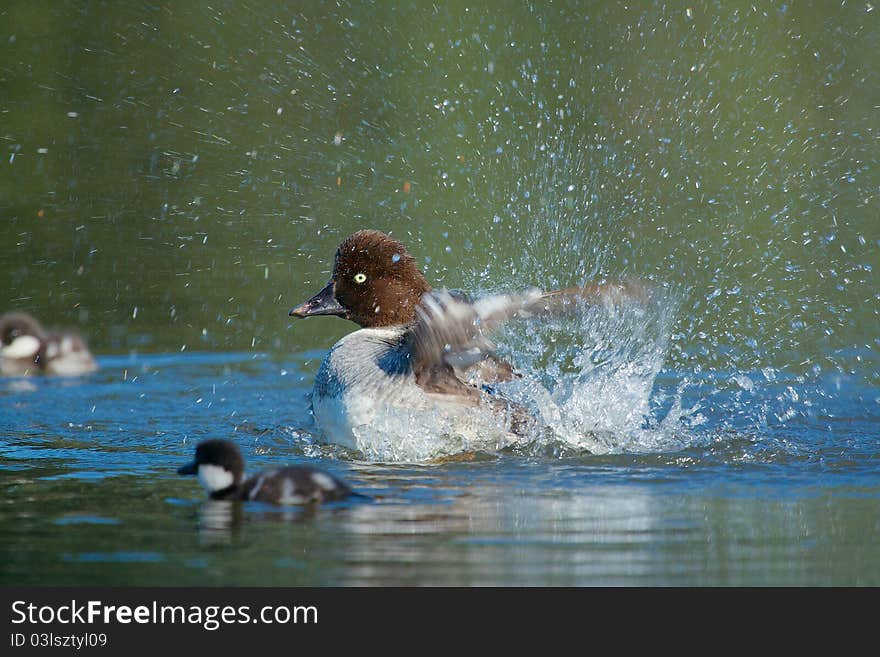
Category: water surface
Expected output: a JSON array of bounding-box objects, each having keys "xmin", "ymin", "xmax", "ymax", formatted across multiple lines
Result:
[{"xmin": 2, "ymin": 352, "xmax": 878, "ymax": 586}]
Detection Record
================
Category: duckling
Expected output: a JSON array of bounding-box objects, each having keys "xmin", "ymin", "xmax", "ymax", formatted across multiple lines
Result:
[
  {"xmin": 177, "ymin": 439, "xmax": 354, "ymax": 505},
  {"xmin": 0, "ymin": 312, "xmax": 98, "ymax": 376},
  {"xmin": 1, "ymin": 312, "xmax": 44, "ymax": 375}
]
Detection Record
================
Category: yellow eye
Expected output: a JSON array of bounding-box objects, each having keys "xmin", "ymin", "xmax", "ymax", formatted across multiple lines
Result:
[{"xmin": 354, "ymin": 273, "xmax": 367, "ymax": 284}]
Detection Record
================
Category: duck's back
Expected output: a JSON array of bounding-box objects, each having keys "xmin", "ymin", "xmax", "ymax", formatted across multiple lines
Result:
[{"xmin": 240, "ymin": 466, "xmax": 351, "ymax": 504}]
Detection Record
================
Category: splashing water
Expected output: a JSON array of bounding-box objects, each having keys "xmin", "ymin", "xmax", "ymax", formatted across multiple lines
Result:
[
  {"xmin": 490, "ymin": 285, "xmax": 688, "ymax": 455},
  {"xmin": 414, "ymin": 129, "xmax": 699, "ymax": 458}
]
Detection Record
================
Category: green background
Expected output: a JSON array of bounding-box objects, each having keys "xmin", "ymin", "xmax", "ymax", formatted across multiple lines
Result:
[{"xmin": 2, "ymin": 1, "xmax": 877, "ymax": 379}]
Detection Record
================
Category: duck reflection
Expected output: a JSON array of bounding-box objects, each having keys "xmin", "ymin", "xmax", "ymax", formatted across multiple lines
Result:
[
  {"xmin": 193, "ymin": 495, "xmax": 362, "ymax": 546},
  {"xmin": 314, "ymin": 465, "xmax": 679, "ymax": 585},
  {"xmin": 195, "ymin": 499, "xmax": 242, "ymax": 546}
]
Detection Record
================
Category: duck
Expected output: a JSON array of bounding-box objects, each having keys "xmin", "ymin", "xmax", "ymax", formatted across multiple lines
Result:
[
  {"xmin": 288, "ymin": 230, "xmax": 637, "ymax": 461},
  {"xmin": 0, "ymin": 313, "xmax": 44, "ymax": 376},
  {"xmin": 177, "ymin": 439, "xmax": 354, "ymax": 505},
  {"xmin": 0, "ymin": 312, "xmax": 99, "ymax": 376},
  {"xmin": 39, "ymin": 332, "xmax": 99, "ymax": 376}
]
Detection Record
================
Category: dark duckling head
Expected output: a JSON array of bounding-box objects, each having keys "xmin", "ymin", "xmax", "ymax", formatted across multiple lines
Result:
[{"xmin": 178, "ymin": 439, "xmax": 245, "ymax": 500}]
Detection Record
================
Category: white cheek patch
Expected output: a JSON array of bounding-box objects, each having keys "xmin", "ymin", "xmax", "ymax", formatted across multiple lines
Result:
[
  {"xmin": 61, "ymin": 336, "xmax": 74, "ymax": 353},
  {"xmin": 2, "ymin": 335, "xmax": 41, "ymax": 359},
  {"xmin": 310, "ymin": 472, "xmax": 338, "ymax": 491},
  {"xmin": 197, "ymin": 464, "xmax": 234, "ymax": 493}
]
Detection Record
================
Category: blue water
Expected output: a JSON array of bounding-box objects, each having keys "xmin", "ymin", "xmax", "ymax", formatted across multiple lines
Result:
[{"xmin": 2, "ymin": 351, "xmax": 878, "ymax": 586}]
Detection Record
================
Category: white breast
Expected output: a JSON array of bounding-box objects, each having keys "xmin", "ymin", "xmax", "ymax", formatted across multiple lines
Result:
[{"xmin": 311, "ymin": 327, "xmax": 522, "ymax": 461}]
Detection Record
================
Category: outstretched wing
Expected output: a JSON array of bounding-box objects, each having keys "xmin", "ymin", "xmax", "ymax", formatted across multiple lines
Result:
[
  {"xmin": 407, "ymin": 281, "xmax": 646, "ymax": 387},
  {"xmin": 408, "ymin": 289, "xmax": 541, "ymax": 377}
]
